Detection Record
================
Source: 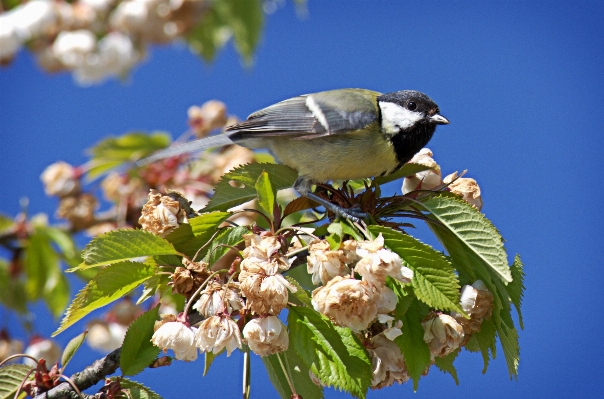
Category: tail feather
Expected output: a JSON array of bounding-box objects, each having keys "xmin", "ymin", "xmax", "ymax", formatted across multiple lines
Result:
[{"xmin": 135, "ymin": 133, "xmax": 235, "ymax": 166}]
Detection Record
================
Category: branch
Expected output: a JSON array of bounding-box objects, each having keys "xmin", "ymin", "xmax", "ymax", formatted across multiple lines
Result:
[{"xmin": 33, "ymin": 348, "xmax": 121, "ymax": 399}]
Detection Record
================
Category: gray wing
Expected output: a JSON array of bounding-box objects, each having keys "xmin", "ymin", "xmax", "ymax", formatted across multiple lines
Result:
[{"xmin": 226, "ymin": 89, "xmax": 379, "ymax": 140}]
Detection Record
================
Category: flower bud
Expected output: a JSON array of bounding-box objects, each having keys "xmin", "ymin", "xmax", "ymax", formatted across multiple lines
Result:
[
  {"xmin": 195, "ymin": 315, "xmax": 242, "ymax": 356},
  {"xmin": 443, "ymin": 173, "xmax": 483, "ymax": 210},
  {"xmin": 151, "ymin": 321, "xmax": 198, "ymax": 361},
  {"xmin": 242, "ymin": 315, "xmax": 289, "ymax": 357},
  {"xmin": 422, "ymin": 313, "xmax": 464, "ymax": 358},
  {"xmin": 312, "ymin": 276, "xmax": 377, "ymax": 331},
  {"xmin": 40, "ymin": 161, "xmax": 80, "ymax": 197},
  {"xmin": 307, "ymin": 240, "xmax": 350, "ymax": 286},
  {"xmin": 402, "ymin": 148, "xmax": 442, "ymax": 194}
]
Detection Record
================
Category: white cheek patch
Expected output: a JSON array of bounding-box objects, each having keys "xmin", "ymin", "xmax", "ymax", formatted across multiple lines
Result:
[{"xmin": 379, "ymin": 102, "xmax": 424, "ymax": 134}]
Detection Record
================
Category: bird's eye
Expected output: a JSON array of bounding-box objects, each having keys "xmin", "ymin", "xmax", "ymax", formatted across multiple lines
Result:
[{"xmin": 407, "ymin": 101, "xmax": 417, "ymax": 111}]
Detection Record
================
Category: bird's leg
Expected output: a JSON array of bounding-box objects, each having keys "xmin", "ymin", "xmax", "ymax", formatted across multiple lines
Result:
[{"xmin": 294, "ymin": 177, "xmax": 368, "ymax": 223}]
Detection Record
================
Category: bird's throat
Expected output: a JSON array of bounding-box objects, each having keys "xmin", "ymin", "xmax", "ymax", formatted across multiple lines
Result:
[{"xmin": 389, "ymin": 123, "xmax": 437, "ymax": 165}]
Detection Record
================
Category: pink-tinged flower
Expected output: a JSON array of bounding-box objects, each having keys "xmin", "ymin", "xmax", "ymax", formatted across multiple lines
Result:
[
  {"xmin": 355, "ymin": 234, "xmax": 413, "ymax": 288},
  {"xmin": 369, "ymin": 333, "xmax": 410, "ymax": 389},
  {"xmin": 402, "ymin": 148, "xmax": 442, "ymax": 194},
  {"xmin": 139, "ymin": 189, "xmax": 188, "ymax": 237},
  {"xmin": 443, "ymin": 172, "xmax": 483, "ymax": 211},
  {"xmin": 193, "ymin": 281, "xmax": 243, "ymax": 317},
  {"xmin": 187, "ymin": 100, "xmax": 228, "ymax": 138},
  {"xmin": 195, "ymin": 315, "xmax": 242, "ymax": 356},
  {"xmin": 422, "ymin": 313, "xmax": 464, "ymax": 358},
  {"xmin": 40, "ymin": 161, "xmax": 80, "ymax": 197},
  {"xmin": 239, "ymin": 234, "xmax": 296, "ymax": 315},
  {"xmin": 242, "ymin": 316, "xmax": 289, "ymax": 357},
  {"xmin": 151, "ymin": 321, "xmax": 198, "ymax": 361},
  {"xmin": 312, "ymin": 276, "xmax": 377, "ymax": 332},
  {"xmin": 307, "ymin": 240, "xmax": 350, "ymax": 286}
]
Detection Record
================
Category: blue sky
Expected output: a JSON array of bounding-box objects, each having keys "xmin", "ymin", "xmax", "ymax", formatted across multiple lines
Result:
[{"xmin": 1, "ymin": 1, "xmax": 603, "ymax": 398}]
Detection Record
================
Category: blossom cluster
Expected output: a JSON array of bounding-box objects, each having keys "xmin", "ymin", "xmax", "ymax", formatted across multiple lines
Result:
[
  {"xmin": 0, "ymin": 0, "xmax": 207, "ymax": 85},
  {"xmin": 151, "ymin": 232, "xmax": 293, "ymax": 362},
  {"xmin": 307, "ymin": 234, "xmax": 414, "ymax": 388}
]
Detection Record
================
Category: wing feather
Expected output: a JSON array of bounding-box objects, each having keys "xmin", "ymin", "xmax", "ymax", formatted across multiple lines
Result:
[{"xmin": 226, "ymin": 89, "xmax": 379, "ymax": 141}]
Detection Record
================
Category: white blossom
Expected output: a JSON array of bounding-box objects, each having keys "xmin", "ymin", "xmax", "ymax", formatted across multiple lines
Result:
[
  {"xmin": 23, "ymin": 338, "xmax": 61, "ymax": 367},
  {"xmin": 402, "ymin": 148, "xmax": 442, "ymax": 194},
  {"xmin": 355, "ymin": 234, "xmax": 413, "ymax": 288},
  {"xmin": 151, "ymin": 321, "xmax": 198, "ymax": 361},
  {"xmin": 242, "ymin": 316, "xmax": 289, "ymax": 357},
  {"xmin": 195, "ymin": 315, "xmax": 242, "ymax": 356}
]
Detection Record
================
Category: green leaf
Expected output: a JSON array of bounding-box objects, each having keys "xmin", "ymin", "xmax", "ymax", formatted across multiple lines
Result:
[
  {"xmin": 43, "ymin": 269, "xmax": 70, "ymax": 319},
  {"xmin": 373, "ymin": 162, "xmax": 433, "ymax": 186},
  {"xmin": 394, "ymin": 299, "xmax": 431, "ymax": 390},
  {"xmin": 53, "ymin": 261, "xmax": 157, "ymax": 336},
  {"xmin": 75, "ymin": 229, "xmax": 179, "ymax": 270},
  {"xmin": 282, "ymin": 196, "xmax": 319, "ymax": 219},
  {"xmin": 120, "ymin": 306, "xmax": 161, "ymax": 376},
  {"xmin": 255, "ymin": 171, "xmax": 276, "ymax": 220},
  {"xmin": 262, "ymin": 349, "xmax": 324, "ymax": 399},
  {"xmin": 506, "ymin": 255, "xmax": 525, "ymax": 329},
  {"xmin": 0, "ymin": 260, "xmax": 28, "ymax": 314},
  {"xmin": 289, "ymin": 306, "xmax": 371, "ymax": 398},
  {"xmin": 0, "ymin": 213, "xmax": 14, "ymax": 233},
  {"xmin": 61, "ymin": 331, "xmax": 88, "ymax": 369},
  {"xmin": 204, "ymin": 226, "xmax": 247, "ymax": 266},
  {"xmin": 470, "ymin": 316, "xmax": 497, "ymax": 373},
  {"xmin": 216, "ymin": 0, "xmax": 264, "ymax": 63},
  {"xmin": 110, "ymin": 378, "xmax": 164, "ymax": 399},
  {"xmin": 87, "ymin": 131, "xmax": 171, "ymax": 178},
  {"xmin": 421, "ymin": 194, "xmax": 512, "ymax": 283},
  {"xmin": 388, "ymin": 278, "xmax": 414, "ymax": 317},
  {"xmin": 202, "ymin": 163, "xmax": 298, "ymax": 212},
  {"xmin": 434, "ymin": 349, "xmax": 460, "ymax": 385},
  {"xmin": 166, "ymin": 212, "xmax": 231, "ymax": 257},
  {"xmin": 203, "ymin": 350, "xmax": 221, "ymax": 377},
  {"xmin": 0, "ymin": 364, "xmax": 34, "ymax": 399},
  {"xmin": 286, "ymin": 276, "xmax": 313, "ymax": 307},
  {"xmin": 492, "ymin": 304, "xmax": 520, "ymax": 379},
  {"xmin": 284, "ymin": 263, "xmax": 315, "ymax": 292},
  {"xmin": 369, "ymin": 226, "xmax": 464, "ymax": 314},
  {"xmin": 24, "ymin": 228, "xmax": 59, "ymax": 300},
  {"xmin": 186, "ymin": 7, "xmax": 229, "ymax": 62},
  {"xmin": 44, "ymin": 226, "xmax": 78, "ymax": 261}
]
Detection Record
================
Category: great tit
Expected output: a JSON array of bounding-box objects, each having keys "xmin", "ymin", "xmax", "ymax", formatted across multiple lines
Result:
[{"xmin": 138, "ymin": 88, "xmax": 449, "ymax": 221}]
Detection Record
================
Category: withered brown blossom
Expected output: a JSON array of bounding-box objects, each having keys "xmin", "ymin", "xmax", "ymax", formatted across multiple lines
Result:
[
  {"xmin": 422, "ymin": 312, "xmax": 464, "ymax": 358},
  {"xmin": 312, "ymin": 276, "xmax": 378, "ymax": 332},
  {"xmin": 238, "ymin": 234, "xmax": 296, "ymax": 315},
  {"xmin": 139, "ymin": 189, "xmax": 188, "ymax": 237}
]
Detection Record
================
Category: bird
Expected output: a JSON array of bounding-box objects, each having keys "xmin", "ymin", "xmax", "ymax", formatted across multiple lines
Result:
[{"xmin": 137, "ymin": 88, "xmax": 449, "ymax": 221}]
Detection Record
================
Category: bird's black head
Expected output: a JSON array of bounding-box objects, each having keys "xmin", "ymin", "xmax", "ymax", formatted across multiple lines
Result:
[{"xmin": 377, "ymin": 90, "xmax": 449, "ymax": 165}]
